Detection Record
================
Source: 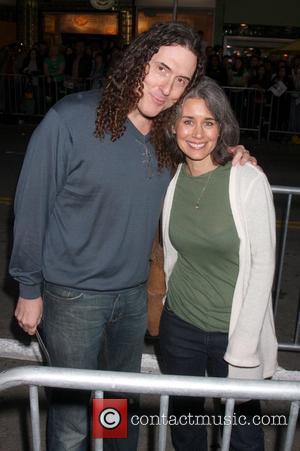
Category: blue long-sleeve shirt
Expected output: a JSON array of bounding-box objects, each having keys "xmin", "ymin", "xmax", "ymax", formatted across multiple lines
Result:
[{"xmin": 9, "ymin": 90, "xmax": 170, "ymax": 298}]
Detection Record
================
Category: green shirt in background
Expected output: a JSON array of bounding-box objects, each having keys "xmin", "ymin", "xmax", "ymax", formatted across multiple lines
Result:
[
  {"xmin": 168, "ymin": 162, "xmax": 239, "ymax": 332},
  {"xmin": 44, "ymin": 55, "xmax": 65, "ymax": 82}
]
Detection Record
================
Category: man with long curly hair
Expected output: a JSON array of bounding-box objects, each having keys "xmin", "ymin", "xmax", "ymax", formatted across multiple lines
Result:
[{"xmin": 10, "ymin": 22, "xmax": 253, "ymax": 451}]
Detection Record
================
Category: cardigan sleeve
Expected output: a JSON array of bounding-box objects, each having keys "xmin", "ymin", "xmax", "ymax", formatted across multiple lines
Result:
[{"xmin": 224, "ymin": 171, "xmax": 276, "ymax": 368}]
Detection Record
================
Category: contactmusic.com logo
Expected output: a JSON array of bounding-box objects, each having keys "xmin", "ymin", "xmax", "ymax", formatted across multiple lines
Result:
[{"xmin": 93, "ymin": 399, "xmax": 128, "ymax": 438}]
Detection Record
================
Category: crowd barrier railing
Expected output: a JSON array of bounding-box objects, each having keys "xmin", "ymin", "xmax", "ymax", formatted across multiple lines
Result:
[
  {"xmin": 272, "ymin": 185, "xmax": 300, "ymax": 352},
  {"xmin": 267, "ymin": 90, "xmax": 300, "ymax": 141},
  {"xmin": 3, "ymin": 74, "xmax": 300, "ymax": 142},
  {"xmin": 0, "ymin": 73, "xmax": 93, "ymax": 116},
  {"xmin": 222, "ymin": 86, "xmax": 265, "ymax": 141},
  {"xmin": 0, "ymin": 365, "xmax": 299, "ymax": 451}
]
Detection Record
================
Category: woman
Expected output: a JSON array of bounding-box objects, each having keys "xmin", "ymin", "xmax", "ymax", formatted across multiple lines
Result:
[
  {"xmin": 158, "ymin": 77, "xmax": 278, "ymax": 451},
  {"xmin": 21, "ymin": 48, "xmax": 43, "ymax": 114},
  {"xmin": 43, "ymin": 45, "xmax": 65, "ymax": 104},
  {"xmin": 228, "ymin": 56, "xmax": 249, "ymax": 87}
]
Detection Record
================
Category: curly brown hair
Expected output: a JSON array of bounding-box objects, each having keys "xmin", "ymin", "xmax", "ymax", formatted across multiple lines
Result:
[
  {"xmin": 151, "ymin": 77, "xmax": 240, "ymax": 170},
  {"xmin": 95, "ymin": 22, "xmax": 203, "ymax": 151}
]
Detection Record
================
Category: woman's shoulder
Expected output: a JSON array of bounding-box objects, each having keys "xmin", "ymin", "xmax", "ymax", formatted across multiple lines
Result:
[
  {"xmin": 232, "ymin": 163, "xmax": 270, "ymax": 190},
  {"xmin": 233, "ymin": 162, "xmax": 265, "ymax": 179}
]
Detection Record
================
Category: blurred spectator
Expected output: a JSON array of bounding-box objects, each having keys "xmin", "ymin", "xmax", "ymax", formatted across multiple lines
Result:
[
  {"xmin": 44, "ymin": 45, "xmax": 65, "ymax": 104},
  {"xmin": 269, "ymin": 63, "xmax": 294, "ymax": 132},
  {"xmin": 71, "ymin": 41, "xmax": 92, "ymax": 81},
  {"xmin": 247, "ymin": 55, "xmax": 261, "ymax": 81},
  {"xmin": 2, "ymin": 45, "xmax": 19, "ymax": 74},
  {"xmin": 21, "ymin": 48, "xmax": 44, "ymax": 114},
  {"xmin": 248, "ymin": 64, "xmax": 271, "ymax": 90},
  {"xmin": 271, "ymin": 63, "xmax": 294, "ymax": 91},
  {"xmin": 64, "ymin": 46, "xmax": 74, "ymax": 77},
  {"xmin": 221, "ymin": 55, "xmax": 232, "ymax": 85},
  {"xmin": 22, "ymin": 48, "xmax": 43, "ymax": 76},
  {"xmin": 289, "ymin": 64, "xmax": 300, "ymax": 138},
  {"xmin": 0, "ymin": 44, "xmax": 26, "ymax": 113},
  {"xmin": 89, "ymin": 52, "xmax": 104, "ymax": 89},
  {"xmin": 203, "ymin": 45, "xmax": 214, "ymax": 68},
  {"xmin": 228, "ymin": 57, "xmax": 249, "ymax": 87},
  {"xmin": 262, "ymin": 59, "xmax": 274, "ymax": 85},
  {"xmin": 36, "ymin": 41, "xmax": 48, "ymax": 60},
  {"xmin": 197, "ymin": 30, "xmax": 208, "ymax": 57},
  {"xmin": 291, "ymin": 56, "xmax": 300, "ymax": 80},
  {"xmin": 205, "ymin": 54, "xmax": 228, "ymax": 85},
  {"xmin": 292, "ymin": 63, "xmax": 300, "ymax": 90}
]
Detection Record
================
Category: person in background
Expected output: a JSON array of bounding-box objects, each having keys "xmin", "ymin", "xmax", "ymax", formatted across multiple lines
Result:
[
  {"xmin": 21, "ymin": 48, "xmax": 44, "ymax": 114},
  {"xmin": 10, "ymin": 23, "xmax": 254, "ymax": 451},
  {"xmin": 270, "ymin": 62, "xmax": 294, "ymax": 132},
  {"xmin": 289, "ymin": 63, "xmax": 300, "ymax": 142},
  {"xmin": 43, "ymin": 45, "xmax": 65, "ymax": 104},
  {"xmin": 271, "ymin": 62, "xmax": 294, "ymax": 91},
  {"xmin": 205, "ymin": 53, "xmax": 228, "ymax": 86},
  {"xmin": 71, "ymin": 41, "xmax": 92, "ymax": 87},
  {"xmin": 89, "ymin": 51, "xmax": 105, "ymax": 89},
  {"xmin": 197, "ymin": 30, "xmax": 208, "ymax": 57},
  {"xmin": 157, "ymin": 76, "xmax": 278, "ymax": 451},
  {"xmin": 247, "ymin": 55, "xmax": 261, "ymax": 82},
  {"xmin": 228, "ymin": 56, "xmax": 249, "ymax": 87},
  {"xmin": 64, "ymin": 45, "xmax": 74, "ymax": 78}
]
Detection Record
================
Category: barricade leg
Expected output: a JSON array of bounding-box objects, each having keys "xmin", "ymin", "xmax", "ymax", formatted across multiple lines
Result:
[
  {"xmin": 29, "ymin": 385, "xmax": 41, "ymax": 451},
  {"xmin": 283, "ymin": 401, "xmax": 299, "ymax": 451},
  {"xmin": 94, "ymin": 390, "xmax": 104, "ymax": 451},
  {"xmin": 158, "ymin": 395, "xmax": 169, "ymax": 451},
  {"xmin": 221, "ymin": 398, "xmax": 234, "ymax": 451}
]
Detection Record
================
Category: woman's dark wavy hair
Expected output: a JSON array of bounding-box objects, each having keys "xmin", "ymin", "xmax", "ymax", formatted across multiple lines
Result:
[
  {"xmin": 152, "ymin": 76, "xmax": 240, "ymax": 169},
  {"xmin": 95, "ymin": 21, "xmax": 203, "ymax": 149}
]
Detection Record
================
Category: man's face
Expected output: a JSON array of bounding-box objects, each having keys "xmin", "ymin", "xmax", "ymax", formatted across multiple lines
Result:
[{"xmin": 135, "ymin": 45, "xmax": 197, "ymax": 119}]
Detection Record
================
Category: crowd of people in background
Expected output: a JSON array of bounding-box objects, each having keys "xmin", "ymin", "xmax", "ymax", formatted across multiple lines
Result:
[
  {"xmin": 1, "ymin": 38, "xmax": 300, "ymax": 91},
  {"xmin": 0, "ymin": 38, "xmax": 123, "ymax": 112},
  {"xmin": 0, "ymin": 38, "xmax": 123, "ymax": 84},
  {"xmin": 203, "ymin": 46, "xmax": 300, "ymax": 92},
  {"xmin": 0, "ymin": 37, "xmax": 299, "ymax": 137}
]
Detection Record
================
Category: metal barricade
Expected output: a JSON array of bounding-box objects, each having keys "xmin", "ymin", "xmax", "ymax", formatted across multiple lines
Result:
[
  {"xmin": 4, "ymin": 77, "xmax": 299, "ymax": 145},
  {"xmin": 222, "ymin": 86, "xmax": 265, "ymax": 141},
  {"xmin": 0, "ymin": 365, "xmax": 299, "ymax": 451},
  {"xmin": 0, "ymin": 73, "xmax": 93, "ymax": 117},
  {"xmin": 272, "ymin": 186, "xmax": 300, "ymax": 351},
  {"xmin": 267, "ymin": 90, "xmax": 300, "ymax": 141}
]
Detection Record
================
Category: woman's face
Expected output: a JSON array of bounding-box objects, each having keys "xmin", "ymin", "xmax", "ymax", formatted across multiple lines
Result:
[{"xmin": 175, "ymin": 97, "xmax": 220, "ymax": 167}]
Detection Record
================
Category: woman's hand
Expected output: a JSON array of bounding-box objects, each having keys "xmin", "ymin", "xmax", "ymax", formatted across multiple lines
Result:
[{"xmin": 229, "ymin": 145, "xmax": 257, "ymax": 166}]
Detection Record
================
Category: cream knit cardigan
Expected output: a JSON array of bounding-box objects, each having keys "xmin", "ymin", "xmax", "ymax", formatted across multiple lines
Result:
[{"xmin": 162, "ymin": 163, "xmax": 278, "ymax": 379}]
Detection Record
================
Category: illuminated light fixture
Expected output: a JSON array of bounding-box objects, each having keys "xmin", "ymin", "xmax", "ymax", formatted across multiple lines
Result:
[
  {"xmin": 90, "ymin": 0, "xmax": 115, "ymax": 9},
  {"xmin": 240, "ymin": 23, "xmax": 248, "ymax": 27},
  {"xmin": 73, "ymin": 16, "xmax": 89, "ymax": 27}
]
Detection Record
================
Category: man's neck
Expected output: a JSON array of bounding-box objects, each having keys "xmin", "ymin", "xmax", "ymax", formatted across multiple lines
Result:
[{"xmin": 127, "ymin": 110, "xmax": 152, "ymax": 136}]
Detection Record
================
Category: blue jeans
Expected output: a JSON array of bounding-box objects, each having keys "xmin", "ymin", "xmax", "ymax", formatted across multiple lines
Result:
[
  {"xmin": 40, "ymin": 282, "xmax": 147, "ymax": 451},
  {"xmin": 159, "ymin": 303, "xmax": 264, "ymax": 451}
]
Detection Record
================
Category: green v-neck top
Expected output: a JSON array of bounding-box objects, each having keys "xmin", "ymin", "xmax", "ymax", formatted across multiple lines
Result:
[{"xmin": 167, "ymin": 162, "xmax": 240, "ymax": 332}]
